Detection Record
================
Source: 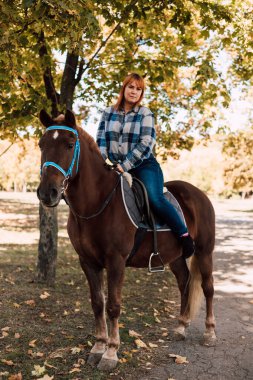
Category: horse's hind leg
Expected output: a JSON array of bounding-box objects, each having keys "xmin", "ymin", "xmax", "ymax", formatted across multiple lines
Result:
[
  {"xmin": 198, "ymin": 254, "xmax": 216, "ymax": 346},
  {"xmin": 170, "ymin": 257, "xmax": 191, "ymax": 340},
  {"xmin": 79, "ymin": 260, "xmax": 108, "ymax": 366}
]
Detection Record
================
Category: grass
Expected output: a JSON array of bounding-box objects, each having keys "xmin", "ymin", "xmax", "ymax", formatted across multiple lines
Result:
[{"xmin": 0, "ymin": 195, "xmax": 180, "ymax": 380}]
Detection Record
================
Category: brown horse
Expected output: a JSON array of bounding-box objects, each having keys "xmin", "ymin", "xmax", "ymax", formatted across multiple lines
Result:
[{"xmin": 37, "ymin": 109, "xmax": 216, "ymax": 371}]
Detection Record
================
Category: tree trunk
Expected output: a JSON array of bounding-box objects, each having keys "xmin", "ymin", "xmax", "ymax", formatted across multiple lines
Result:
[
  {"xmin": 37, "ymin": 37, "xmax": 80, "ymax": 285},
  {"xmin": 37, "ymin": 203, "xmax": 58, "ymax": 286}
]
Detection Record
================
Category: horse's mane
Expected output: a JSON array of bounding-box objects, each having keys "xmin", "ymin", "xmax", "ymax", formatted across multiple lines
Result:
[{"xmin": 78, "ymin": 127, "xmax": 101, "ymax": 156}]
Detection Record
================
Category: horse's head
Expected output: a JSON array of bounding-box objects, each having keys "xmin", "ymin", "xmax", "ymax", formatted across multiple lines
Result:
[{"xmin": 37, "ymin": 109, "xmax": 80, "ymax": 207}]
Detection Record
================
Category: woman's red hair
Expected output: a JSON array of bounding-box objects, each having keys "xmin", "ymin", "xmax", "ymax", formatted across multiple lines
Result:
[{"xmin": 114, "ymin": 73, "xmax": 145, "ymax": 111}]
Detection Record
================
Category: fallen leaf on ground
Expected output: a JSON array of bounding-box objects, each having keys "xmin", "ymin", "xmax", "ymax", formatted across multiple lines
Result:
[
  {"xmin": 1, "ymin": 359, "xmax": 15, "ymax": 366},
  {"xmin": 29, "ymin": 339, "xmax": 37, "ymax": 348},
  {"xmin": 37, "ymin": 375, "xmax": 54, "ymax": 380},
  {"xmin": 2, "ymin": 326, "xmax": 10, "ymax": 332},
  {"xmin": 14, "ymin": 333, "xmax": 21, "ymax": 339},
  {"xmin": 0, "ymin": 372, "xmax": 9, "ymax": 377},
  {"xmin": 69, "ymin": 368, "xmax": 81, "ymax": 373},
  {"xmin": 129, "ymin": 330, "xmax": 142, "ymax": 338},
  {"xmin": 13, "ymin": 303, "xmax": 20, "ymax": 308},
  {"xmin": 8, "ymin": 373, "xmax": 22, "ymax": 380},
  {"xmin": 169, "ymin": 354, "xmax": 189, "ymax": 364},
  {"xmin": 135, "ymin": 339, "xmax": 148, "ymax": 349},
  {"xmin": 44, "ymin": 361, "xmax": 57, "ymax": 369},
  {"xmin": 148, "ymin": 343, "xmax": 158, "ymax": 348},
  {"xmin": 70, "ymin": 347, "xmax": 82, "ymax": 354},
  {"xmin": 31, "ymin": 365, "xmax": 46, "ymax": 377},
  {"xmin": 0, "ymin": 331, "xmax": 9, "ymax": 339},
  {"xmin": 24, "ymin": 300, "xmax": 35, "ymax": 306},
  {"xmin": 40, "ymin": 292, "xmax": 50, "ymax": 300},
  {"xmin": 48, "ymin": 347, "xmax": 69, "ymax": 359},
  {"xmin": 119, "ymin": 358, "xmax": 127, "ymax": 363}
]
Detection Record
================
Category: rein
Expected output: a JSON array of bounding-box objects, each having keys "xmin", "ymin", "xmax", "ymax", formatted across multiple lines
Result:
[
  {"xmin": 63, "ymin": 174, "xmax": 122, "ymax": 220},
  {"xmin": 41, "ymin": 124, "xmax": 121, "ymax": 220}
]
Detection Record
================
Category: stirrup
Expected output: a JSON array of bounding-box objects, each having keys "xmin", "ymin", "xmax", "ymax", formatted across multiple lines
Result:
[{"xmin": 148, "ymin": 251, "xmax": 165, "ymax": 273}]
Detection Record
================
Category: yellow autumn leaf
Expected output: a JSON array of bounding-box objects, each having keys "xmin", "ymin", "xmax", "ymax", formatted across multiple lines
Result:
[
  {"xmin": 31, "ymin": 365, "xmax": 46, "ymax": 377},
  {"xmin": 175, "ymin": 356, "xmax": 189, "ymax": 364},
  {"xmin": 29, "ymin": 339, "xmax": 37, "ymax": 348},
  {"xmin": 40, "ymin": 292, "xmax": 50, "ymax": 300},
  {"xmin": 169, "ymin": 354, "xmax": 189, "ymax": 364},
  {"xmin": 148, "ymin": 342, "xmax": 158, "ymax": 348},
  {"xmin": 135, "ymin": 339, "xmax": 148, "ymax": 348},
  {"xmin": 70, "ymin": 347, "xmax": 81, "ymax": 354},
  {"xmin": 0, "ymin": 331, "xmax": 9, "ymax": 339},
  {"xmin": 69, "ymin": 368, "xmax": 81, "ymax": 373},
  {"xmin": 15, "ymin": 333, "xmax": 21, "ymax": 339},
  {"xmin": 129, "ymin": 329, "xmax": 142, "ymax": 338},
  {"xmin": 119, "ymin": 358, "xmax": 127, "ymax": 363},
  {"xmin": 24, "ymin": 300, "xmax": 35, "ymax": 306},
  {"xmin": 13, "ymin": 303, "xmax": 21, "ymax": 308},
  {"xmin": 2, "ymin": 326, "xmax": 10, "ymax": 332}
]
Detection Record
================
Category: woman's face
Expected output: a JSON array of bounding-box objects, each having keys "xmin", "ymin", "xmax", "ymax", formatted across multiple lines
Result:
[{"xmin": 124, "ymin": 80, "xmax": 143, "ymax": 105}]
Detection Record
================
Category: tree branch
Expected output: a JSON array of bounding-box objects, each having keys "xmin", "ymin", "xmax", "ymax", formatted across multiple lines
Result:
[
  {"xmin": 38, "ymin": 31, "xmax": 60, "ymax": 117},
  {"xmin": 82, "ymin": 0, "xmax": 139, "ymax": 73},
  {"xmin": 75, "ymin": 58, "xmax": 85, "ymax": 85},
  {"xmin": 0, "ymin": 142, "xmax": 14, "ymax": 158}
]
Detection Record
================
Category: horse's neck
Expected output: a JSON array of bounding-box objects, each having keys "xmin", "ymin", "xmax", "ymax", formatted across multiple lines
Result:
[{"xmin": 67, "ymin": 140, "xmax": 119, "ymax": 214}]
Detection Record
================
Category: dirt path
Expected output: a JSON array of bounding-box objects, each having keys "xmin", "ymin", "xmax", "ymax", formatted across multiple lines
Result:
[
  {"xmin": 0, "ymin": 193, "xmax": 253, "ymax": 379},
  {"xmin": 140, "ymin": 198, "xmax": 253, "ymax": 380}
]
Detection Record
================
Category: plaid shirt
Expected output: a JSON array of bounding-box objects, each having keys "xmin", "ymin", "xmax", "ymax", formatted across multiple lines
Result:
[{"xmin": 96, "ymin": 105, "xmax": 156, "ymax": 171}]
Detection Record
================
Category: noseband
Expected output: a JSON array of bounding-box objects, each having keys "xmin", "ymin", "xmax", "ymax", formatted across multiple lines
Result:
[{"xmin": 41, "ymin": 125, "xmax": 80, "ymax": 190}]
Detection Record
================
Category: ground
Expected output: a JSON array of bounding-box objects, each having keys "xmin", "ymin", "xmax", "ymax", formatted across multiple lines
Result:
[{"xmin": 0, "ymin": 193, "xmax": 252, "ymax": 380}]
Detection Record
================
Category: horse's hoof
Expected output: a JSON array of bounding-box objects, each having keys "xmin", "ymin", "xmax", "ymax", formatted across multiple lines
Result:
[
  {"xmin": 97, "ymin": 357, "xmax": 118, "ymax": 371},
  {"xmin": 87, "ymin": 353, "xmax": 103, "ymax": 367},
  {"xmin": 202, "ymin": 332, "xmax": 217, "ymax": 346},
  {"xmin": 174, "ymin": 326, "xmax": 186, "ymax": 341}
]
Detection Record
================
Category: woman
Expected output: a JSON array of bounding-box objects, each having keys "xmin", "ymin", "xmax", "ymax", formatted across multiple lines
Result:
[{"xmin": 96, "ymin": 73, "xmax": 194, "ymax": 258}]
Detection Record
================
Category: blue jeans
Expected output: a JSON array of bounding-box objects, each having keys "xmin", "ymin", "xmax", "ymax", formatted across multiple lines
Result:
[{"xmin": 129, "ymin": 155, "xmax": 188, "ymax": 236}]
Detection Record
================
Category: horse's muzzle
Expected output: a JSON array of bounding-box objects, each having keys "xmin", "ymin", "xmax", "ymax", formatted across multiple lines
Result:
[{"xmin": 37, "ymin": 183, "xmax": 61, "ymax": 207}]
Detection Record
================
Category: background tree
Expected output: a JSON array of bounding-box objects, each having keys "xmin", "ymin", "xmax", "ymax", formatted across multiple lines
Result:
[
  {"xmin": 0, "ymin": 0, "xmax": 251, "ymax": 284},
  {"xmin": 223, "ymin": 128, "xmax": 253, "ymax": 196}
]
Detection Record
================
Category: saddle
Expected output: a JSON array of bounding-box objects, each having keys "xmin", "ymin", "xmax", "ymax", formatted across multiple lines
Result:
[{"xmin": 122, "ymin": 175, "xmax": 186, "ymax": 272}]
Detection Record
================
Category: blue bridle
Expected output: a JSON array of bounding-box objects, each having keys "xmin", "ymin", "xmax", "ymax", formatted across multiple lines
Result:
[{"xmin": 41, "ymin": 125, "xmax": 80, "ymax": 178}]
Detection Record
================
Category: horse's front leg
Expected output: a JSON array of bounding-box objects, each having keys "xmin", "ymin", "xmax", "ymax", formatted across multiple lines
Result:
[
  {"xmin": 79, "ymin": 258, "xmax": 108, "ymax": 366},
  {"xmin": 97, "ymin": 255, "xmax": 125, "ymax": 371}
]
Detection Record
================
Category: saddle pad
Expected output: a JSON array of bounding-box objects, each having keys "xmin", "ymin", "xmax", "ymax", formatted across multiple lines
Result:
[{"xmin": 121, "ymin": 176, "xmax": 186, "ymax": 231}]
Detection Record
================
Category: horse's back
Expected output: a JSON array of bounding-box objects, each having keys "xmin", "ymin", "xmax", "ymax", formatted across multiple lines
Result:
[{"xmin": 165, "ymin": 180, "xmax": 215, "ymax": 247}]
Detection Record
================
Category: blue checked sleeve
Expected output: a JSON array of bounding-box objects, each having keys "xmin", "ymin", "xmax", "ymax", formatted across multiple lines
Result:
[
  {"xmin": 96, "ymin": 111, "xmax": 108, "ymax": 160},
  {"xmin": 121, "ymin": 111, "xmax": 156, "ymax": 172}
]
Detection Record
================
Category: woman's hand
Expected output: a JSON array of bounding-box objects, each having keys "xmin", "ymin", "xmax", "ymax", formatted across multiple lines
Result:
[{"xmin": 117, "ymin": 164, "xmax": 124, "ymax": 173}]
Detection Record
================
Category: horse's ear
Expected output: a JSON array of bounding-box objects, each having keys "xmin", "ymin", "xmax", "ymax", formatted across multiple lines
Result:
[
  {"xmin": 40, "ymin": 110, "xmax": 54, "ymax": 128},
  {"xmin": 65, "ymin": 109, "xmax": 76, "ymax": 128}
]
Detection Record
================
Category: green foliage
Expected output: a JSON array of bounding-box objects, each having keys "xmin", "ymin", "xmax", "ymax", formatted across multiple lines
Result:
[
  {"xmin": 0, "ymin": 0, "xmax": 250, "ymax": 153},
  {"xmin": 223, "ymin": 128, "xmax": 253, "ymax": 192}
]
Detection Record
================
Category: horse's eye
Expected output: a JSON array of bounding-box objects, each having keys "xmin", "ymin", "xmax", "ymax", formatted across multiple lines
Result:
[{"xmin": 68, "ymin": 143, "xmax": 74, "ymax": 149}]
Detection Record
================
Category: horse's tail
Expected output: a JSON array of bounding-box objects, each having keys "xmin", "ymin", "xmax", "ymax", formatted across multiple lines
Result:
[{"xmin": 188, "ymin": 255, "xmax": 203, "ymax": 320}]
